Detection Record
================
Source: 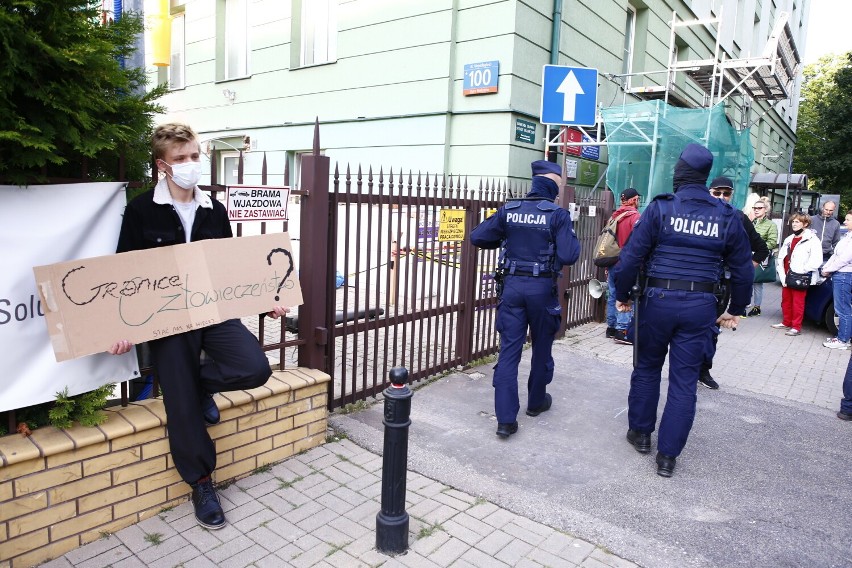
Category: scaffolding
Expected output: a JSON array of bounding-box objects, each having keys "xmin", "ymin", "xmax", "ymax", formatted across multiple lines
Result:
[{"xmin": 546, "ymin": 8, "xmax": 801, "ymax": 210}]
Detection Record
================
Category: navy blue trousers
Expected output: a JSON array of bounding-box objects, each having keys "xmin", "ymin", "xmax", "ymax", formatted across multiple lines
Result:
[
  {"xmin": 493, "ymin": 276, "xmax": 562, "ymax": 423},
  {"xmin": 628, "ymin": 288, "xmax": 717, "ymax": 457},
  {"xmin": 841, "ymin": 352, "xmax": 852, "ymax": 415},
  {"xmin": 149, "ymin": 319, "xmax": 272, "ymax": 484}
]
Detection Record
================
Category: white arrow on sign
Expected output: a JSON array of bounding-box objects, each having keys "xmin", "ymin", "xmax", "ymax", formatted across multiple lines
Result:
[{"xmin": 556, "ymin": 71, "xmax": 585, "ymax": 122}]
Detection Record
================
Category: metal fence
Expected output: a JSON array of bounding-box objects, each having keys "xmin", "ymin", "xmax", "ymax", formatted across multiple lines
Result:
[
  {"xmin": 142, "ymin": 125, "xmax": 615, "ymax": 410},
  {"xmin": 3, "ymin": 123, "xmax": 614, "ymax": 431}
]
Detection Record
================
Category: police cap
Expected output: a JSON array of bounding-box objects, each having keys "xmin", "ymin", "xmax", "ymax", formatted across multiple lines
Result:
[{"xmin": 531, "ymin": 160, "xmax": 562, "ymax": 177}]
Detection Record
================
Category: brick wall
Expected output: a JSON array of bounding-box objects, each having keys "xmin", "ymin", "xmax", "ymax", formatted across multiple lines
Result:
[{"xmin": 0, "ymin": 368, "xmax": 330, "ymax": 568}]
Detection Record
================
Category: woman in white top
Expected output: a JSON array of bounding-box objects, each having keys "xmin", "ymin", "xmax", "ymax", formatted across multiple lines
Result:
[
  {"xmin": 820, "ymin": 212, "xmax": 852, "ymax": 348},
  {"xmin": 772, "ymin": 213, "xmax": 823, "ymax": 336}
]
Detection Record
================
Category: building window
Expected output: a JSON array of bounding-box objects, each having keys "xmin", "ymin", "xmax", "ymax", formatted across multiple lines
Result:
[
  {"xmin": 621, "ymin": 5, "xmax": 636, "ymax": 89},
  {"xmin": 225, "ymin": 0, "xmax": 248, "ymax": 79},
  {"xmin": 300, "ymin": 0, "xmax": 337, "ymax": 66},
  {"xmin": 169, "ymin": 13, "xmax": 185, "ymax": 90}
]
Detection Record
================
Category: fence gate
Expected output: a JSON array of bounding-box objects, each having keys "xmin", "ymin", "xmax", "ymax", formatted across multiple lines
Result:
[{"xmin": 318, "ymin": 162, "xmax": 613, "ymax": 410}]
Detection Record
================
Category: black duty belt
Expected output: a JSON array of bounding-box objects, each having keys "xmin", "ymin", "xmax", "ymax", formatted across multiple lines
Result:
[
  {"xmin": 645, "ymin": 278, "xmax": 715, "ymax": 293},
  {"xmin": 507, "ymin": 271, "xmax": 554, "ymax": 277}
]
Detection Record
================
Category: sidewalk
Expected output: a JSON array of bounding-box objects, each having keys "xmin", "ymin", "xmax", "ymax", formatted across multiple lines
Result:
[
  {"xmin": 42, "ymin": 282, "xmax": 851, "ymax": 568},
  {"xmin": 41, "ymin": 437, "xmax": 635, "ymax": 568}
]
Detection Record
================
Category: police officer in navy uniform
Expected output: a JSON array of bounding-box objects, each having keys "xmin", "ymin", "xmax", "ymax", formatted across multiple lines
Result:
[
  {"xmin": 470, "ymin": 160, "xmax": 581, "ymax": 438},
  {"xmin": 612, "ymin": 144, "xmax": 753, "ymax": 477}
]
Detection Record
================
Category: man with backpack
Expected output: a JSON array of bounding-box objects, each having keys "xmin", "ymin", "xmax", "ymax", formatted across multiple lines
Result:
[{"xmin": 603, "ymin": 188, "xmax": 641, "ymax": 343}]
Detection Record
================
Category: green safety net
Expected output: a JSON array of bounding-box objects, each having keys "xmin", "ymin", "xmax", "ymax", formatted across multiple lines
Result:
[{"xmin": 601, "ymin": 100, "xmax": 754, "ymax": 211}]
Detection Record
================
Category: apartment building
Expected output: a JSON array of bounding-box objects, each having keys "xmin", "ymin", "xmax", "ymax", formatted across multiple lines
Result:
[{"xmin": 148, "ymin": 0, "xmax": 810, "ymax": 190}]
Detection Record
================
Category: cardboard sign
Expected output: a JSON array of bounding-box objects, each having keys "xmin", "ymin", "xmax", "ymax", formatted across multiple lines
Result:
[{"xmin": 33, "ymin": 233, "xmax": 303, "ymax": 361}]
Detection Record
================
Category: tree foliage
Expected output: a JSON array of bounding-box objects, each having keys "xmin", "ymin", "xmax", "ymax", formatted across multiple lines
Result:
[
  {"xmin": 795, "ymin": 52, "xmax": 852, "ymax": 205},
  {"xmin": 0, "ymin": 0, "xmax": 166, "ymax": 184}
]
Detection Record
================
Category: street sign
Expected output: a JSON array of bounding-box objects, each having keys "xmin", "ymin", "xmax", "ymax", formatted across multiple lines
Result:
[
  {"xmin": 463, "ymin": 61, "xmax": 499, "ymax": 95},
  {"xmin": 540, "ymin": 65, "xmax": 598, "ymax": 126},
  {"xmin": 515, "ymin": 118, "xmax": 536, "ymax": 144}
]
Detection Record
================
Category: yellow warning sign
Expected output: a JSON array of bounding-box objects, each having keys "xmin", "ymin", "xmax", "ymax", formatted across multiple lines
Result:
[{"xmin": 438, "ymin": 209, "xmax": 466, "ymax": 242}]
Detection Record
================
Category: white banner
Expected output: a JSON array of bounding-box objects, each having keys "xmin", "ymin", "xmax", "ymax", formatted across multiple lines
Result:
[{"xmin": 1, "ymin": 183, "xmax": 139, "ymax": 412}]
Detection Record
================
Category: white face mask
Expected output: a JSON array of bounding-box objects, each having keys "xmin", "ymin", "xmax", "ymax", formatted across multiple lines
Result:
[{"xmin": 163, "ymin": 160, "xmax": 202, "ymax": 190}]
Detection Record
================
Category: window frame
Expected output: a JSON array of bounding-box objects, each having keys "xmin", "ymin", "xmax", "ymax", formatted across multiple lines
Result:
[
  {"xmin": 622, "ymin": 5, "xmax": 637, "ymax": 90},
  {"xmin": 168, "ymin": 12, "xmax": 186, "ymax": 90},
  {"xmin": 299, "ymin": 0, "xmax": 338, "ymax": 67},
  {"xmin": 224, "ymin": 0, "xmax": 249, "ymax": 80}
]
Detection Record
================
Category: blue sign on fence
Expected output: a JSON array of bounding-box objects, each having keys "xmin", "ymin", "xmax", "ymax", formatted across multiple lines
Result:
[{"xmin": 540, "ymin": 65, "xmax": 598, "ymax": 126}]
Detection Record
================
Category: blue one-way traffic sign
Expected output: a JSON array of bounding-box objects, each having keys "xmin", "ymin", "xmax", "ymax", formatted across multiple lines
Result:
[{"xmin": 540, "ymin": 65, "xmax": 598, "ymax": 126}]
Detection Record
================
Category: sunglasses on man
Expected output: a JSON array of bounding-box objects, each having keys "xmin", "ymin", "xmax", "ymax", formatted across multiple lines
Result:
[{"xmin": 710, "ymin": 188, "xmax": 733, "ymax": 197}]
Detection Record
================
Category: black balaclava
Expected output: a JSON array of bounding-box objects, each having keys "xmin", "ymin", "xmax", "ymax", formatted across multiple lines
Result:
[{"xmin": 528, "ymin": 176, "xmax": 560, "ymax": 200}]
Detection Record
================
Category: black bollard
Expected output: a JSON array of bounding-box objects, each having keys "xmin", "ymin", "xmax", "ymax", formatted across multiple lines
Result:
[{"xmin": 375, "ymin": 367, "xmax": 412, "ymax": 554}]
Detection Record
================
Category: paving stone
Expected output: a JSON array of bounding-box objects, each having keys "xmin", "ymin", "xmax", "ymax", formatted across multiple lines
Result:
[
  {"xmin": 325, "ymin": 550, "xmax": 371, "ymax": 568},
  {"xmin": 217, "ymin": 540, "xmax": 271, "ymax": 568},
  {"xmin": 136, "ymin": 515, "xmax": 179, "ymax": 541},
  {"xmin": 559, "ymin": 539, "xmax": 597, "ymax": 564},
  {"xmin": 76, "ymin": 546, "xmax": 133, "ymax": 568},
  {"xmin": 286, "ymin": 500, "xmax": 326, "ymax": 524},
  {"xmin": 245, "ymin": 476, "xmax": 286, "ymax": 499},
  {"xmin": 179, "ymin": 555, "xmax": 223, "ymax": 568},
  {"xmin": 501, "ymin": 520, "xmax": 547, "ymax": 547},
  {"xmin": 288, "ymin": 541, "xmax": 335, "ymax": 568},
  {"xmin": 465, "ymin": 501, "xmax": 499, "ymax": 520},
  {"xmin": 422, "ymin": 536, "xmax": 470, "ymax": 566},
  {"xmin": 204, "ymin": 534, "xmax": 255, "ymax": 565},
  {"xmin": 253, "ymin": 553, "xmax": 297, "ymax": 568},
  {"xmin": 63, "ymin": 534, "xmax": 125, "ymax": 564},
  {"xmin": 494, "ymin": 538, "xmax": 535, "ymax": 565},
  {"xmin": 135, "ymin": 534, "xmax": 193, "ymax": 564},
  {"xmin": 528, "ymin": 545, "xmax": 582, "ymax": 568},
  {"xmin": 458, "ymin": 545, "xmax": 512, "ymax": 567},
  {"xmin": 146, "ymin": 542, "xmax": 203, "ymax": 568},
  {"xmin": 322, "ymin": 463, "xmax": 358, "ymax": 484},
  {"xmin": 329, "ymin": 515, "xmax": 372, "ymax": 540},
  {"xmin": 316, "ymin": 491, "xmax": 356, "ymax": 516},
  {"xmin": 474, "ymin": 529, "xmax": 513, "ymax": 556},
  {"xmin": 231, "ymin": 504, "xmax": 281, "ymax": 533},
  {"xmin": 111, "ymin": 556, "xmax": 149, "ymax": 568}
]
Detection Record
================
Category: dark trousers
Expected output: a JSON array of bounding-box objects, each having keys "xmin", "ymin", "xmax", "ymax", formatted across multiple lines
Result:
[
  {"xmin": 628, "ymin": 288, "xmax": 717, "ymax": 457},
  {"xmin": 492, "ymin": 276, "xmax": 561, "ymax": 423},
  {"xmin": 149, "ymin": 319, "xmax": 272, "ymax": 484},
  {"xmin": 842, "ymin": 352, "xmax": 852, "ymax": 415}
]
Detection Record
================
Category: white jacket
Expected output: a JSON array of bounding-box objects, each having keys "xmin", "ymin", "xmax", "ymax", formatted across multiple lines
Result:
[{"xmin": 776, "ymin": 228, "xmax": 823, "ymax": 286}]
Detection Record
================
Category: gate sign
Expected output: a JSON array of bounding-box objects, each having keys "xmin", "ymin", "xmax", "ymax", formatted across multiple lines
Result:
[
  {"xmin": 226, "ymin": 185, "xmax": 291, "ymax": 221},
  {"xmin": 463, "ymin": 61, "xmax": 499, "ymax": 95},
  {"xmin": 438, "ymin": 209, "xmax": 466, "ymax": 242},
  {"xmin": 540, "ymin": 65, "xmax": 598, "ymax": 126}
]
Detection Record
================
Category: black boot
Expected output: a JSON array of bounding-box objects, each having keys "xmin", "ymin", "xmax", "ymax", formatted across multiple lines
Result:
[{"xmin": 191, "ymin": 476, "xmax": 226, "ymax": 529}]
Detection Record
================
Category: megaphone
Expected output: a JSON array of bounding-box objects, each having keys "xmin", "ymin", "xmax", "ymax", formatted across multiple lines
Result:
[{"xmin": 588, "ymin": 278, "xmax": 605, "ymax": 299}]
